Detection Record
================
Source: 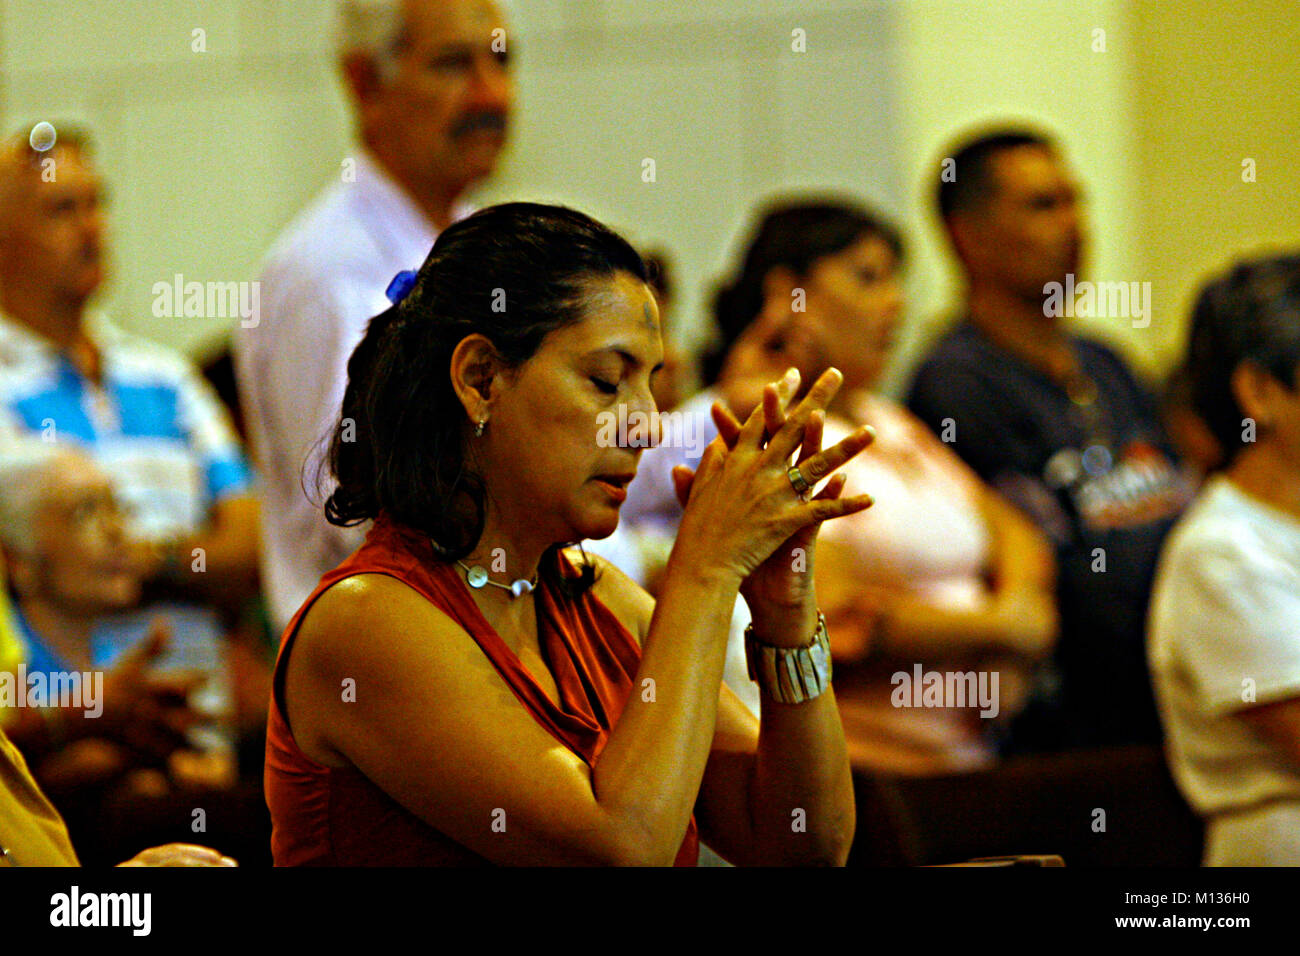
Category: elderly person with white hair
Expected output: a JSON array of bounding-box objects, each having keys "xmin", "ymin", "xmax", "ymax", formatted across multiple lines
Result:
[
  {"xmin": 234, "ymin": 0, "xmax": 515, "ymax": 636},
  {"xmin": 0, "ymin": 440, "xmax": 210, "ymax": 793},
  {"xmin": 0, "ymin": 445, "xmax": 235, "ymax": 866}
]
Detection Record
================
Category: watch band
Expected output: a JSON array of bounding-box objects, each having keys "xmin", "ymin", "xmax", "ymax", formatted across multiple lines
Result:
[{"xmin": 744, "ymin": 611, "xmax": 832, "ymax": 704}]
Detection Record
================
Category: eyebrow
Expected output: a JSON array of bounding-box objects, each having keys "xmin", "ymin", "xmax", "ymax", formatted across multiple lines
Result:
[
  {"xmin": 427, "ymin": 38, "xmax": 505, "ymax": 55},
  {"xmin": 588, "ymin": 347, "xmax": 664, "ymax": 373}
]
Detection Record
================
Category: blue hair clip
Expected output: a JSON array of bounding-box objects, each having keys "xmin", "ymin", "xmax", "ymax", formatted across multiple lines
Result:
[{"xmin": 386, "ymin": 269, "xmax": 418, "ymax": 305}]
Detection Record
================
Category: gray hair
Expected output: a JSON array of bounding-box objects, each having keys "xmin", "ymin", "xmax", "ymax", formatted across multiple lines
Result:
[
  {"xmin": 0, "ymin": 439, "xmax": 87, "ymax": 556},
  {"xmin": 335, "ymin": 0, "xmax": 406, "ymax": 77}
]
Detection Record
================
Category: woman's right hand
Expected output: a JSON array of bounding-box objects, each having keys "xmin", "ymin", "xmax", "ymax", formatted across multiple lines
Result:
[{"xmin": 668, "ymin": 366, "xmax": 875, "ymax": 584}]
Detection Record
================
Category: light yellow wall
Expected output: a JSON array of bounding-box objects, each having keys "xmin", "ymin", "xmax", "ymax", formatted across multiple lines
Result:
[
  {"xmin": 1128, "ymin": 0, "xmax": 1300, "ymax": 379},
  {"xmin": 1, "ymin": 0, "xmax": 1293, "ymax": 393},
  {"xmin": 474, "ymin": 2, "xmax": 913, "ymax": 395},
  {"xmin": 886, "ymin": 0, "xmax": 1300, "ymax": 388}
]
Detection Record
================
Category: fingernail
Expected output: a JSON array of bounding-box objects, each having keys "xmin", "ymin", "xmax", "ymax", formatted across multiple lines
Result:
[{"xmin": 783, "ymin": 367, "xmax": 798, "ymax": 383}]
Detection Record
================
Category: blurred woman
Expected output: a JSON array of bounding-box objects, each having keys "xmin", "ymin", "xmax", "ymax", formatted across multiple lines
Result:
[
  {"xmin": 1149, "ymin": 254, "xmax": 1300, "ymax": 865},
  {"xmin": 619, "ymin": 204, "xmax": 867, "ymax": 572},
  {"xmin": 264, "ymin": 203, "xmax": 874, "ymax": 865},
  {"xmin": 625, "ymin": 199, "xmax": 1058, "ymax": 773}
]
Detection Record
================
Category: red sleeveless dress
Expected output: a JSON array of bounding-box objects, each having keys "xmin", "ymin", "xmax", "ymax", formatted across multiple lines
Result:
[{"xmin": 264, "ymin": 511, "xmax": 700, "ymax": 866}]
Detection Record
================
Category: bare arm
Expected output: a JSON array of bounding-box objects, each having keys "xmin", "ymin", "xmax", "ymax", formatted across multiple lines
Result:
[
  {"xmin": 173, "ymin": 494, "xmax": 261, "ymax": 601},
  {"xmin": 816, "ymin": 485, "xmax": 1057, "ymax": 665},
  {"xmin": 289, "ymin": 553, "xmax": 739, "ymax": 866},
  {"xmin": 596, "ymin": 555, "xmax": 852, "ymax": 866},
  {"xmin": 132, "ymin": 495, "xmax": 261, "ymax": 610},
  {"xmin": 977, "ymin": 484, "xmax": 1057, "ymax": 604}
]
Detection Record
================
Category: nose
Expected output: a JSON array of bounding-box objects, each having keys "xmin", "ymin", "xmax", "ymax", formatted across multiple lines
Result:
[
  {"xmin": 99, "ymin": 504, "xmax": 126, "ymax": 544},
  {"xmin": 1058, "ymin": 193, "xmax": 1082, "ymax": 240},
  {"xmin": 1062, "ymin": 212, "xmax": 1080, "ymax": 245},
  {"xmin": 81, "ymin": 201, "xmax": 106, "ymax": 248},
  {"xmin": 647, "ymin": 404, "xmax": 664, "ymax": 450},
  {"xmin": 785, "ymin": 322, "xmax": 820, "ymax": 371},
  {"xmin": 468, "ymin": 51, "xmax": 512, "ymax": 112},
  {"xmin": 624, "ymin": 389, "xmax": 661, "ymax": 452},
  {"xmin": 1062, "ymin": 219, "xmax": 1084, "ymax": 268}
]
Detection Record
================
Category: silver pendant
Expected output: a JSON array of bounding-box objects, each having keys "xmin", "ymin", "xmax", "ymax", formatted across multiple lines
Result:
[
  {"xmin": 466, "ymin": 565, "xmax": 489, "ymax": 589},
  {"xmin": 510, "ymin": 579, "xmax": 534, "ymax": 598}
]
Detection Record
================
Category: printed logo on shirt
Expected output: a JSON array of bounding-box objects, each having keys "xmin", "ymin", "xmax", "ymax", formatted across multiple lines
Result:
[{"xmin": 1067, "ymin": 440, "xmax": 1193, "ymax": 531}]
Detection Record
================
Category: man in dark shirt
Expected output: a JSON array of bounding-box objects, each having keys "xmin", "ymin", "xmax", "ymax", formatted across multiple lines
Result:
[{"xmin": 906, "ymin": 128, "xmax": 1194, "ymax": 751}]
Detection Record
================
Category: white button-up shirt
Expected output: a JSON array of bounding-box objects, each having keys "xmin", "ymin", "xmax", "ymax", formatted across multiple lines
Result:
[{"xmin": 234, "ymin": 152, "xmax": 462, "ymax": 634}]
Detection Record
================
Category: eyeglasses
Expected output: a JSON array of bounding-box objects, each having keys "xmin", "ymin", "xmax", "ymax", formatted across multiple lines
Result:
[{"xmin": 55, "ymin": 492, "xmax": 134, "ymax": 532}]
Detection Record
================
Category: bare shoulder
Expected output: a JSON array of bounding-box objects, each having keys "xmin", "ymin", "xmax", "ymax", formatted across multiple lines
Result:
[
  {"xmin": 563, "ymin": 546, "xmax": 655, "ymax": 646},
  {"xmin": 278, "ymin": 568, "xmax": 650, "ymax": 864},
  {"xmin": 299, "ymin": 573, "xmax": 458, "ymax": 651},
  {"xmin": 285, "ymin": 573, "xmax": 473, "ymax": 761},
  {"xmin": 295, "ymin": 571, "xmax": 485, "ymax": 681}
]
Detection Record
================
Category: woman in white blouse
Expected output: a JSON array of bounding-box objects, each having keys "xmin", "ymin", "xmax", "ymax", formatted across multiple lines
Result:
[{"xmin": 1148, "ymin": 255, "xmax": 1300, "ymax": 865}]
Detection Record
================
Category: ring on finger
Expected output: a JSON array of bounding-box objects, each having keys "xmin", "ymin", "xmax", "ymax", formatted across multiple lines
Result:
[{"xmin": 787, "ymin": 463, "xmax": 812, "ymax": 500}]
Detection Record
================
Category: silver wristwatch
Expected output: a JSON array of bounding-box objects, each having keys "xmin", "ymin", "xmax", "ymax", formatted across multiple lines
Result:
[{"xmin": 744, "ymin": 611, "xmax": 832, "ymax": 704}]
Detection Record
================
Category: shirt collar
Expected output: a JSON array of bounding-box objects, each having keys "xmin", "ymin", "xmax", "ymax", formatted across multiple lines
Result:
[
  {"xmin": 0, "ymin": 309, "xmax": 113, "ymax": 371},
  {"xmin": 350, "ymin": 150, "xmax": 441, "ymax": 254},
  {"xmin": 0, "ymin": 313, "xmax": 58, "ymax": 366}
]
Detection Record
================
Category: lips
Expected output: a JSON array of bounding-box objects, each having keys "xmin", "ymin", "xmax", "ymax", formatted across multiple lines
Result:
[{"xmin": 593, "ymin": 474, "xmax": 634, "ymax": 502}]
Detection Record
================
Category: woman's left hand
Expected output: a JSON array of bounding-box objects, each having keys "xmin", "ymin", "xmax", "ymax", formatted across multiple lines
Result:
[{"xmin": 671, "ymin": 370, "xmax": 874, "ymax": 636}]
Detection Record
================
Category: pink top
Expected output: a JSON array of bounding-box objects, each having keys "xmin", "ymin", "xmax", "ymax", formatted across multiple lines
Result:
[{"xmin": 821, "ymin": 392, "xmax": 1001, "ymax": 775}]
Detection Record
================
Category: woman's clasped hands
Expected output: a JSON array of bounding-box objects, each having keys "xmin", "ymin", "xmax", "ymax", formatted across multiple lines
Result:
[{"xmin": 669, "ymin": 366, "xmax": 876, "ymax": 638}]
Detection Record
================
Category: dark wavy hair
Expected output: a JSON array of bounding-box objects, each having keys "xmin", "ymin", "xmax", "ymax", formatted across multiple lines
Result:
[
  {"xmin": 703, "ymin": 199, "xmax": 903, "ymax": 386},
  {"xmin": 323, "ymin": 202, "xmax": 650, "ymax": 599},
  {"xmin": 1187, "ymin": 254, "xmax": 1300, "ymax": 467}
]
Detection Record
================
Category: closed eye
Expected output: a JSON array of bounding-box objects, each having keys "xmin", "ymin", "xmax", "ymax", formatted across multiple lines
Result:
[
  {"xmin": 591, "ymin": 377, "xmax": 619, "ymax": 395},
  {"xmin": 429, "ymin": 52, "xmax": 473, "ymax": 72}
]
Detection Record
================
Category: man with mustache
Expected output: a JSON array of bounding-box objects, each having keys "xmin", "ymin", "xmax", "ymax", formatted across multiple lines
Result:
[{"xmin": 235, "ymin": 0, "xmax": 514, "ymax": 634}]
